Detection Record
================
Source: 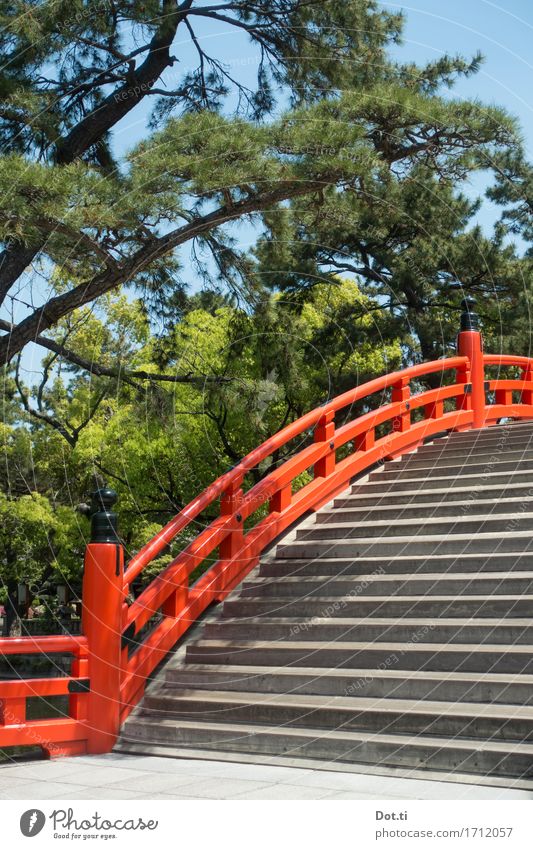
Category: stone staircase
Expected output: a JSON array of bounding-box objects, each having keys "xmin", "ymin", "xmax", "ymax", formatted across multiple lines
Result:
[{"xmin": 116, "ymin": 421, "xmax": 533, "ymax": 782}]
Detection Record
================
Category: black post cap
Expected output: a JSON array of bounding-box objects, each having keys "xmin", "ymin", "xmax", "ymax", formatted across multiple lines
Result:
[
  {"xmin": 460, "ymin": 296, "xmax": 480, "ymax": 332},
  {"xmin": 90, "ymin": 487, "xmax": 119, "ymax": 544}
]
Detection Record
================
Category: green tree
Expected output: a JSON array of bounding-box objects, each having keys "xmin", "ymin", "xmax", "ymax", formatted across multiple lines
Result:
[{"xmin": 0, "ymin": 1, "xmax": 521, "ymax": 368}]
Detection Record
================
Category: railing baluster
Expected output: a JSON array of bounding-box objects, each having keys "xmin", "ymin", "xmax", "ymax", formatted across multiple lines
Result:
[
  {"xmin": 0, "ymin": 696, "xmax": 25, "ymax": 726},
  {"xmin": 314, "ymin": 410, "xmax": 335, "ymax": 478},
  {"xmin": 269, "ymin": 484, "xmax": 292, "ymax": 513},
  {"xmin": 355, "ymin": 427, "xmax": 375, "ymax": 452},
  {"xmin": 161, "ymin": 564, "xmax": 189, "ymax": 617},
  {"xmin": 521, "ymin": 365, "xmax": 533, "ymax": 407},
  {"xmin": 391, "ymin": 377, "xmax": 411, "ymax": 433},
  {"xmin": 219, "ymin": 475, "xmax": 244, "ymax": 561}
]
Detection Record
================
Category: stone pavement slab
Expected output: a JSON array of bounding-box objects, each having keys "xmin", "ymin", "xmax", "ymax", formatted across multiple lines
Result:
[{"xmin": 1, "ymin": 753, "xmax": 532, "ymax": 800}]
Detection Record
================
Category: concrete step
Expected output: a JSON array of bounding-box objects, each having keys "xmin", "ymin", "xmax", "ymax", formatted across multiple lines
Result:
[
  {"xmin": 117, "ymin": 716, "xmax": 533, "ymax": 778},
  {"xmin": 203, "ymin": 617, "xmax": 533, "ymax": 645},
  {"xmin": 222, "ymin": 595, "xmax": 533, "ymax": 620},
  {"xmin": 391, "ymin": 448, "xmax": 533, "ymax": 471},
  {"xmin": 318, "ymin": 497, "xmax": 533, "ymax": 524},
  {"xmin": 165, "ymin": 664, "xmax": 533, "ymax": 705},
  {"xmin": 342, "ymin": 481, "xmax": 533, "ymax": 507},
  {"xmin": 446, "ymin": 424, "xmax": 533, "ymax": 444},
  {"xmin": 277, "ymin": 531, "xmax": 533, "ymax": 558},
  {"xmin": 260, "ymin": 553, "xmax": 533, "ymax": 575},
  {"xmin": 351, "ymin": 469, "xmax": 533, "ymax": 494},
  {"xmin": 240, "ymin": 573, "xmax": 533, "ymax": 598},
  {"xmin": 369, "ymin": 458, "xmax": 533, "ymax": 483},
  {"xmin": 185, "ymin": 639, "xmax": 533, "ymax": 674},
  {"xmin": 298, "ymin": 514, "xmax": 533, "ymax": 541},
  {"xmin": 139, "ymin": 689, "xmax": 533, "ymax": 742},
  {"xmin": 408, "ymin": 438, "xmax": 533, "ymax": 458}
]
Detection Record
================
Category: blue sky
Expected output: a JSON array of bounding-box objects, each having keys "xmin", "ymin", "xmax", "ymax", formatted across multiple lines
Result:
[{"xmin": 384, "ymin": 1, "xmax": 533, "ymax": 232}]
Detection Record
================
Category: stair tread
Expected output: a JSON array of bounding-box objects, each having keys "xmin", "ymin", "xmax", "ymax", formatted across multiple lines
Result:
[
  {"xmin": 327, "ymin": 498, "xmax": 533, "ymax": 513},
  {"xmin": 306, "ymin": 513, "xmax": 533, "ymax": 529},
  {"xmin": 230, "ymin": 594, "xmax": 533, "ymax": 601},
  {"xmin": 123, "ymin": 715, "xmax": 533, "ymax": 753},
  {"xmin": 190, "ymin": 639, "xmax": 533, "ymax": 653},
  {"xmin": 215, "ymin": 616, "xmax": 533, "ymax": 627},
  {"xmin": 281, "ymin": 530, "xmax": 533, "ymax": 543},
  {"xmin": 169, "ymin": 663, "xmax": 533, "ymax": 684},
  {"xmin": 144, "ymin": 689, "xmax": 533, "ymax": 719},
  {"xmin": 244, "ymin": 572, "xmax": 533, "ymax": 584}
]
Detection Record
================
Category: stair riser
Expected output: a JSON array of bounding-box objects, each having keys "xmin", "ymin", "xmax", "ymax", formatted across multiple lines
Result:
[
  {"xmin": 119, "ymin": 722, "xmax": 533, "ymax": 778},
  {"xmin": 261, "ymin": 556, "xmax": 533, "ymax": 575},
  {"xmin": 446, "ymin": 431, "xmax": 533, "ymax": 447},
  {"xmin": 352, "ymin": 472, "xmax": 533, "ymax": 494},
  {"xmin": 165, "ymin": 669, "xmax": 533, "ymax": 705},
  {"xmin": 393, "ymin": 450, "xmax": 533, "ymax": 470},
  {"xmin": 223, "ymin": 598, "xmax": 533, "ymax": 619},
  {"xmin": 370, "ymin": 460, "xmax": 533, "ymax": 482},
  {"xmin": 319, "ymin": 500, "xmax": 533, "ymax": 523},
  {"xmin": 204, "ymin": 621, "xmax": 533, "ymax": 645},
  {"xmin": 343, "ymin": 484, "xmax": 533, "ymax": 505},
  {"xmin": 299, "ymin": 516, "xmax": 533, "ymax": 540},
  {"xmin": 140, "ymin": 697, "xmax": 533, "ymax": 742},
  {"xmin": 186, "ymin": 644, "xmax": 533, "ymax": 674},
  {"xmin": 277, "ymin": 536, "xmax": 533, "ymax": 557},
  {"xmin": 241, "ymin": 577, "xmax": 533, "ymax": 597}
]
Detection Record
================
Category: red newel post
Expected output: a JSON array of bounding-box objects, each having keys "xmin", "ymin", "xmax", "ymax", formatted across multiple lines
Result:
[
  {"xmin": 457, "ymin": 296, "xmax": 485, "ymax": 429},
  {"xmin": 82, "ymin": 488, "xmax": 124, "ymax": 754}
]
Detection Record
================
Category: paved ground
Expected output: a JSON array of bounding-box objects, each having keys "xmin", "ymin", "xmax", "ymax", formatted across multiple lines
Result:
[{"xmin": 1, "ymin": 754, "xmax": 533, "ymax": 800}]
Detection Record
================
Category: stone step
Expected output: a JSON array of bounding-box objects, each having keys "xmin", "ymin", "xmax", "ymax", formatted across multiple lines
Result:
[
  {"xmin": 409, "ymin": 438, "xmax": 533, "ymax": 458},
  {"xmin": 185, "ymin": 639, "xmax": 533, "ymax": 674},
  {"xmin": 165, "ymin": 664, "xmax": 533, "ymax": 705},
  {"xmin": 203, "ymin": 617, "xmax": 533, "ymax": 645},
  {"xmin": 318, "ymin": 497, "xmax": 533, "ymax": 524},
  {"xmin": 277, "ymin": 531, "xmax": 533, "ymax": 558},
  {"xmin": 298, "ymin": 513, "xmax": 533, "ymax": 541},
  {"xmin": 139, "ymin": 689, "xmax": 533, "ymax": 742},
  {"xmin": 342, "ymin": 481, "xmax": 533, "ymax": 507},
  {"xmin": 351, "ymin": 468, "xmax": 533, "ymax": 494},
  {"xmin": 222, "ymin": 595, "xmax": 533, "ymax": 620},
  {"xmin": 240, "ymin": 572, "xmax": 533, "ymax": 598},
  {"xmin": 391, "ymin": 448, "xmax": 533, "ymax": 471},
  {"xmin": 117, "ymin": 716, "xmax": 533, "ymax": 778},
  {"xmin": 369, "ymin": 458, "xmax": 533, "ymax": 483},
  {"xmin": 260, "ymin": 553, "xmax": 533, "ymax": 575},
  {"xmin": 446, "ymin": 424, "xmax": 533, "ymax": 444}
]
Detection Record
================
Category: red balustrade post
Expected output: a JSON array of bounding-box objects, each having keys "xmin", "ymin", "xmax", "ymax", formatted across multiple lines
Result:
[
  {"xmin": 391, "ymin": 377, "xmax": 411, "ymax": 433},
  {"xmin": 219, "ymin": 476, "xmax": 244, "ymax": 562},
  {"xmin": 81, "ymin": 489, "xmax": 124, "ymax": 754},
  {"xmin": 216, "ymin": 476, "xmax": 244, "ymax": 599},
  {"xmin": 457, "ymin": 296, "xmax": 485, "ymax": 429},
  {"xmin": 314, "ymin": 410, "xmax": 335, "ymax": 478},
  {"xmin": 521, "ymin": 364, "xmax": 533, "ymax": 407}
]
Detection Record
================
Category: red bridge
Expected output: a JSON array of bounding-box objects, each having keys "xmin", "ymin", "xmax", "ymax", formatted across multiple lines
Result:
[{"xmin": 3, "ymin": 299, "xmax": 533, "ymax": 780}]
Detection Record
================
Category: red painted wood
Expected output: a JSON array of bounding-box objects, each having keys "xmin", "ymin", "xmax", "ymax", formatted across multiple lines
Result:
[{"xmin": 8, "ymin": 346, "xmax": 533, "ymax": 758}]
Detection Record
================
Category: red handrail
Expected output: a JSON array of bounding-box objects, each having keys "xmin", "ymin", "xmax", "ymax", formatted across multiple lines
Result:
[
  {"xmin": 125, "ymin": 356, "xmax": 468, "ymax": 585},
  {"xmin": 4, "ymin": 317, "xmax": 533, "ymax": 759},
  {"xmin": 0, "ymin": 636, "xmax": 89, "ymax": 758}
]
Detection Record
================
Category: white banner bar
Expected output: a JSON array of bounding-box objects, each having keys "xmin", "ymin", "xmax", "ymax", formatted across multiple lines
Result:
[{"xmin": 1, "ymin": 799, "xmax": 533, "ymax": 849}]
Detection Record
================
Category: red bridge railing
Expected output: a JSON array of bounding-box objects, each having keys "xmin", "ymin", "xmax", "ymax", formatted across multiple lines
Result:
[{"xmin": 2, "ymin": 298, "xmax": 533, "ymax": 757}]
